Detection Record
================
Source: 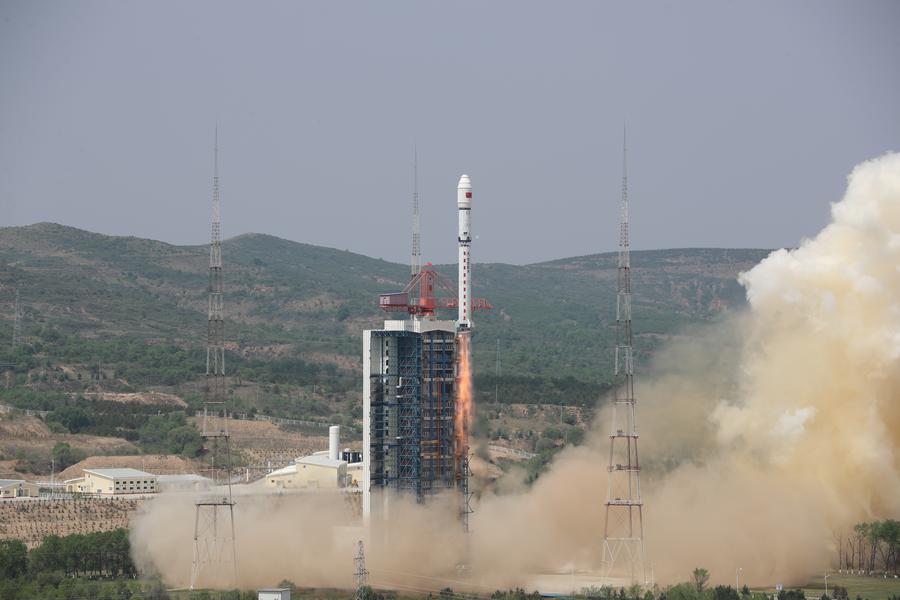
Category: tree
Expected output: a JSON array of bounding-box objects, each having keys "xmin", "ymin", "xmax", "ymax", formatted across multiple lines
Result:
[
  {"xmin": 667, "ymin": 583, "xmax": 699, "ymax": 600},
  {"xmin": 579, "ymin": 586, "xmax": 616, "ymax": 600},
  {"xmin": 0, "ymin": 539, "xmax": 27, "ymax": 579},
  {"xmin": 692, "ymin": 568, "xmax": 710, "ymax": 594},
  {"xmin": 166, "ymin": 425, "xmax": 203, "ymax": 457},
  {"xmin": 0, "ymin": 579, "xmax": 20, "ymax": 600},
  {"xmin": 713, "ymin": 586, "xmax": 740, "ymax": 600},
  {"xmin": 567, "ymin": 426, "xmax": 586, "ymax": 445},
  {"xmin": 29, "ymin": 534, "xmax": 62, "ymax": 574},
  {"xmin": 535, "ymin": 438, "xmax": 556, "ymax": 453},
  {"xmin": 853, "ymin": 523, "xmax": 868, "ymax": 571},
  {"xmin": 542, "ymin": 426, "xmax": 563, "ymax": 441},
  {"xmin": 866, "ymin": 521, "xmax": 880, "ymax": 572},
  {"xmin": 357, "ymin": 586, "xmax": 386, "ymax": 600},
  {"xmin": 52, "ymin": 442, "xmax": 86, "ymax": 471},
  {"xmin": 878, "ymin": 519, "xmax": 900, "ymax": 573},
  {"xmin": 50, "ymin": 405, "xmax": 91, "ymax": 433}
]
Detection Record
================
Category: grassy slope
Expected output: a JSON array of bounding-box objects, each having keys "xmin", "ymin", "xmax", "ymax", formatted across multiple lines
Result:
[{"xmin": 798, "ymin": 574, "xmax": 900, "ymax": 600}]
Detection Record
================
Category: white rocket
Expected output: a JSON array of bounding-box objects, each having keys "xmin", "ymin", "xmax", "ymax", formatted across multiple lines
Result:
[{"xmin": 457, "ymin": 174, "xmax": 472, "ymax": 329}]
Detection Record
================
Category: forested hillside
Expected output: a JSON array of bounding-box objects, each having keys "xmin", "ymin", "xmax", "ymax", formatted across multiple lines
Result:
[{"xmin": 0, "ymin": 223, "xmax": 769, "ymax": 411}]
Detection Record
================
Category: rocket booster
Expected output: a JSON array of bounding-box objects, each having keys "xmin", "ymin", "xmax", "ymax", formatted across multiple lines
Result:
[{"xmin": 457, "ymin": 174, "xmax": 472, "ymax": 329}]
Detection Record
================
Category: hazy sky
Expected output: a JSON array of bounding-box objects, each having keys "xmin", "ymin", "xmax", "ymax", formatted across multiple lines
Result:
[{"xmin": 2, "ymin": 1, "xmax": 898, "ymax": 264}]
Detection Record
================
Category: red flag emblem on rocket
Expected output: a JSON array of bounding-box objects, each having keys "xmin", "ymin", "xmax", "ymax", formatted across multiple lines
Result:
[{"xmin": 466, "ymin": 192, "xmax": 472, "ymax": 198}]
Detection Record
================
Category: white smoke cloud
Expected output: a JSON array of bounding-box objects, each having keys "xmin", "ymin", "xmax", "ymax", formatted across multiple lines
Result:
[{"xmin": 644, "ymin": 152, "xmax": 900, "ymax": 584}]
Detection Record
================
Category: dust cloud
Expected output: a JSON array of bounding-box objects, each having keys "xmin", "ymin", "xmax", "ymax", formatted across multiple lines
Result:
[
  {"xmin": 130, "ymin": 153, "xmax": 900, "ymax": 590},
  {"xmin": 638, "ymin": 152, "xmax": 900, "ymax": 584}
]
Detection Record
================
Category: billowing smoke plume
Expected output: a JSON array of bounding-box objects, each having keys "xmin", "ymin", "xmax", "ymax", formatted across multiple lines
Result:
[
  {"xmin": 641, "ymin": 152, "xmax": 900, "ymax": 584},
  {"xmin": 131, "ymin": 153, "xmax": 900, "ymax": 590}
]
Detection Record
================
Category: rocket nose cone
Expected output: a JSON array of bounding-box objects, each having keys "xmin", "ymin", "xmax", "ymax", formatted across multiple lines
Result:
[{"xmin": 457, "ymin": 174, "xmax": 472, "ymax": 190}]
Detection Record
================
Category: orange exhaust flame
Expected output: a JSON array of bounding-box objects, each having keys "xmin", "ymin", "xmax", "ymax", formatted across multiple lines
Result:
[{"xmin": 455, "ymin": 331, "xmax": 473, "ymax": 477}]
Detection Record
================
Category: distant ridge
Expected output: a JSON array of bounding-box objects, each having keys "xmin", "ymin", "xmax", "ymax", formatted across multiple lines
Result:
[{"xmin": 0, "ymin": 222, "xmax": 770, "ymax": 383}]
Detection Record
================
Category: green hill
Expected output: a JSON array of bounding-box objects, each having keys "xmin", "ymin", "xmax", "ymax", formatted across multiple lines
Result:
[{"xmin": 0, "ymin": 222, "xmax": 770, "ymax": 410}]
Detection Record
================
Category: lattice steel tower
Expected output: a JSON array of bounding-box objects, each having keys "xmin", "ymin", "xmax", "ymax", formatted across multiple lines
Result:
[
  {"xmin": 411, "ymin": 147, "xmax": 421, "ymax": 279},
  {"xmin": 354, "ymin": 540, "xmax": 369, "ymax": 600},
  {"xmin": 191, "ymin": 128, "xmax": 237, "ymax": 590},
  {"xmin": 602, "ymin": 130, "xmax": 645, "ymax": 583}
]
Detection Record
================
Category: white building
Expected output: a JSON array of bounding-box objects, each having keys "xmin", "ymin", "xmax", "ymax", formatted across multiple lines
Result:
[
  {"xmin": 258, "ymin": 589, "xmax": 291, "ymax": 600},
  {"xmin": 0, "ymin": 479, "xmax": 39, "ymax": 499},
  {"xmin": 265, "ymin": 424, "xmax": 353, "ymax": 490},
  {"xmin": 82, "ymin": 468, "xmax": 157, "ymax": 495},
  {"xmin": 64, "ymin": 477, "xmax": 86, "ymax": 494},
  {"xmin": 265, "ymin": 455, "xmax": 347, "ymax": 490}
]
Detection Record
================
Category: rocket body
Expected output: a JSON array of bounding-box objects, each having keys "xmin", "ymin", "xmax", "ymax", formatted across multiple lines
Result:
[{"xmin": 457, "ymin": 174, "xmax": 472, "ymax": 329}]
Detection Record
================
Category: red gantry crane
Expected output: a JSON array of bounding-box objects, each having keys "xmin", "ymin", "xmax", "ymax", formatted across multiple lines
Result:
[{"xmin": 379, "ymin": 263, "xmax": 492, "ymax": 318}]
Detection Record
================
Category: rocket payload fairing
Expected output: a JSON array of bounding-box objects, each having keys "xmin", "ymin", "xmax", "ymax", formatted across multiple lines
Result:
[{"xmin": 457, "ymin": 174, "xmax": 472, "ymax": 329}]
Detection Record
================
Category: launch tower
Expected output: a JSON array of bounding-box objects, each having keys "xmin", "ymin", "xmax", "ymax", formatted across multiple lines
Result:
[{"xmin": 362, "ymin": 173, "xmax": 488, "ymax": 523}]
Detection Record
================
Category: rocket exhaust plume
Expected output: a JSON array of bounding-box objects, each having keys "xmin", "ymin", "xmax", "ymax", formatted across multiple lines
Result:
[
  {"xmin": 456, "ymin": 331, "xmax": 473, "ymax": 477},
  {"xmin": 132, "ymin": 154, "xmax": 900, "ymax": 591}
]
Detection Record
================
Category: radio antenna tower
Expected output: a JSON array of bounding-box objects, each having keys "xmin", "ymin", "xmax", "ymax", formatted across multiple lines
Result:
[
  {"xmin": 191, "ymin": 127, "xmax": 237, "ymax": 590},
  {"xmin": 602, "ymin": 127, "xmax": 645, "ymax": 583},
  {"xmin": 354, "ymin": 540, "xmax": 370, "ymax": 600},
  {"xmin": 411, "ymin": 146, "xmax": 421, "ymax": 279}
]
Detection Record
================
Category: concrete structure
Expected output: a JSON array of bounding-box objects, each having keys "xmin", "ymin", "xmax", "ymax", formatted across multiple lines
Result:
[
  {"xmin": 157, "ymin": 474, "xmax": 212, "ymax": 493},
  {"xmin": 0, "ymin": 479, "xmax": 39, "ymax": 499},
  {"xmin": 258, "ymin": 589, "xmax": 290, "ymax": 600},
  {"xmin": 362, "ymin": 317, "xmax": 458, "ymax": 520},
  {"xmin": 265, "ymin": 455, "xmax": 347, "ymax": 490},
  {"xmin": 82, "ymin": 468, "xmax": 156, "ymax": 495}
]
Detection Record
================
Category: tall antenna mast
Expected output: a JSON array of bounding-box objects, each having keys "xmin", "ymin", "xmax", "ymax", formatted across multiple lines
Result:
[
  {"xmin": 207, "ymin": 124, "xmax": 224, "ymax": 416},
  {"xmin": 354, "ymin": 540, "xmax": 370, "ymax": 600},
  {"xmin": 191, "ymin": 126, "xmax": 237, "ymax": 590},
  {"xmin": 411, "ymin": 146, "xmax": 421, "ymax": 278},
  {"xmin": 602, "ymin": 126, "xmax": 645, "ymax": 583}
]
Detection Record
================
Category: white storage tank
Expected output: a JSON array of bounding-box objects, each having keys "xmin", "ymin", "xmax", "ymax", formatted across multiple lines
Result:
[{"xmin": 329, "ymin": 425, "xmax": 340, "ymax": 461}]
